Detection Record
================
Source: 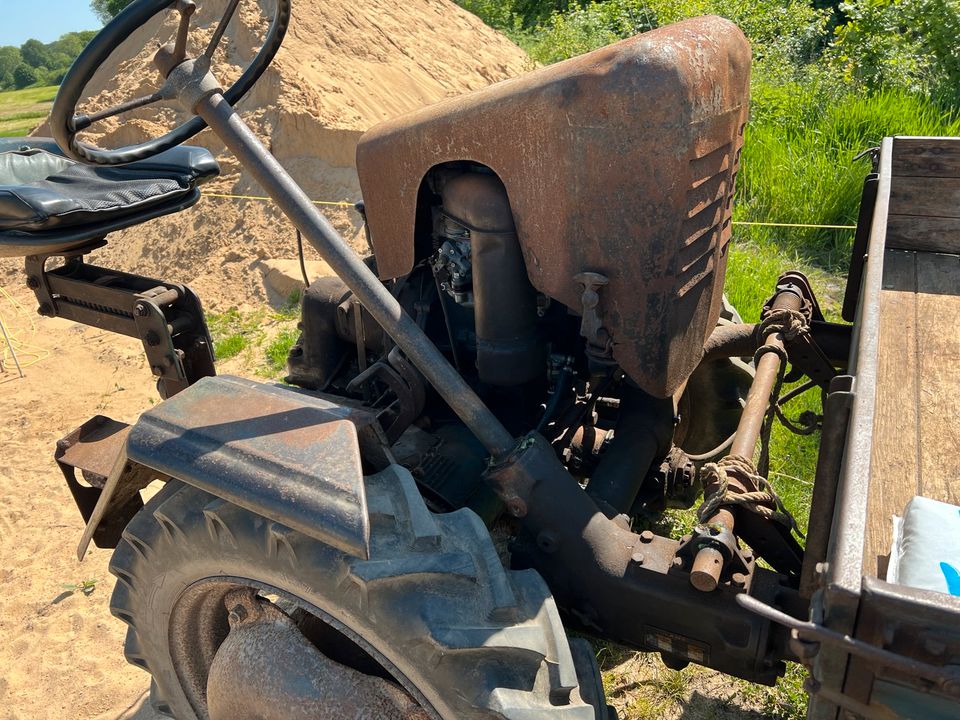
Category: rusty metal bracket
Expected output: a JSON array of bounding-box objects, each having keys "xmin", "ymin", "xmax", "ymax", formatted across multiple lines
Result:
[
  {"xmin": 573, "ymin": 271, "xmax": 614, "ymax": 365},
  {"xmin": 764, "ymin": 271, "xmax": 836, "ymax": 389},
  {"xmin": 24, "ymin": 252, "xmax": 215, "ymax": 398},
  {"xmin": 56, "ymin": 415, "xmax": 163, "ymax": 555},
  {"xmin": 345, "ymin": 347, "xmax": 426, "ymax": 443}
]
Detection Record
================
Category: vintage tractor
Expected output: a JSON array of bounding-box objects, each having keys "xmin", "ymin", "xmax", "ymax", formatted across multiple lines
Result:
[{"xmin": 2, "ymin": 1, "xmax": 959, "ymax": 718}]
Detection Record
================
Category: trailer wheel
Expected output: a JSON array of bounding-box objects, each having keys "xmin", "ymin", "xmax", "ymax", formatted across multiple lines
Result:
[{"xmin": 109, "ymin": 468, "xmax": 609, "ymax": 719}]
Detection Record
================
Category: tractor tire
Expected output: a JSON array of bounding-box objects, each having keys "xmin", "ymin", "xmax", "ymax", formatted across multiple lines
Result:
[{"xmin": 108, "ymin": 467, "xmax": 609, "ymax": 719}]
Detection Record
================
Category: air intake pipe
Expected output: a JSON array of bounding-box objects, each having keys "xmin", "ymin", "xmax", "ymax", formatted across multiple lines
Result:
[{"xmin": 439, "ymin": 172, "xmax": 544, "ymax": 386}]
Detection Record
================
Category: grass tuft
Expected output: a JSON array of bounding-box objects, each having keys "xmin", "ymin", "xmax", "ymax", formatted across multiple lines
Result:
[
  {"xmin": 265, "ymin": 328, "xmax": 300, "ymax": 371},
  {"xmin": 738, "ymin": 88, "xmax": 960, "ymax": 269}
]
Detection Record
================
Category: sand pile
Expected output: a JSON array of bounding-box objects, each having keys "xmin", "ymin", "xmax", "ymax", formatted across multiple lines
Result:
[{"xmin": 19, "ymin": 0, "xmax": 529, "ymax": 308}]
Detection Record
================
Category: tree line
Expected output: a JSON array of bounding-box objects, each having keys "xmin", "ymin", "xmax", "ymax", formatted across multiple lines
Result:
[
  {"xmin": 0, "ymin": 0, "xmax": 136, "ymax": 91},
  {"xmin": 0, "ymin": 32, "xmax": 97, "ymax": 91}
]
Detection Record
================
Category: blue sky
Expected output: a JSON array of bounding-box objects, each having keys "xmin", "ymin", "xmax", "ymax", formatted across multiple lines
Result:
[{"xmin": 1, "ymin": 2, "xmax": 103, "ymax": 47}]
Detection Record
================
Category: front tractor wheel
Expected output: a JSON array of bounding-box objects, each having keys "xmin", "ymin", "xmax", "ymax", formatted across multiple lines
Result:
[{"xmin": 108, "ymin": 470, "xmax": 608, "ymax": 719}]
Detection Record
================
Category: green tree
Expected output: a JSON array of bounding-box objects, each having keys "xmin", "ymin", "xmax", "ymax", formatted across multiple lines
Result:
[
  {"xmin": 12, "ymin": 63, "xmax": 38, "ymax": 89},
  {"xmin": 19, "ymin": 38, "xmax": 50, "ymax": 68},
  {"xmin": 0, "ymin": 46, "xmax": 21, "ymax": 88},
  {"xmin": 90, "ymin": 0, "xmax": 134, "ymax": 23},
  {"xmin": 829, "ymin": 0, "xmax": 960, "ymax": 105}
]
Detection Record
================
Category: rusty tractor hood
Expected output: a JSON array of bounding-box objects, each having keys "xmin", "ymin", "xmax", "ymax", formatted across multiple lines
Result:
[{"xmin": 356, "ymin": 16, "xmax": 750, "ymax": 397}]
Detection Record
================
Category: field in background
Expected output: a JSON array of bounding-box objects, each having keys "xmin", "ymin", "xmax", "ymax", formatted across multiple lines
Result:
[{"xmin": 0, "ymin": 85, "xmax": 56, "ymax": 137}]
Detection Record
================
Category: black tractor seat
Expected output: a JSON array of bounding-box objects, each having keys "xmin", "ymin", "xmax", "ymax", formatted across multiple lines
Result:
[{"xmin": 0, "ymin": 137, "xmax": 219, "ymax": 258}]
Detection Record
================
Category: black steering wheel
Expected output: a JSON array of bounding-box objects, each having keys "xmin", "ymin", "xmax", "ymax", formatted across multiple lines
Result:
[{"xmin": 51, "ymin": 0, "xmax": 291, "ymax": 165}]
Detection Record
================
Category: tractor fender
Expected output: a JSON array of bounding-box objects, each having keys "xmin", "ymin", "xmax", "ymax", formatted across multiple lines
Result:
[{"xmin": 85, "ymin": 375, "xmax": 372, "ymax": 560}]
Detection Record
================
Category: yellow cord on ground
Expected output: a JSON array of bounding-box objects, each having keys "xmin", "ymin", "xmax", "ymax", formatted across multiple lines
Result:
[
  {"xmin": 731, "ymin": 221, "xmax": 856, "ymax": 230},
  {"xmin": 202, "ymin": 191, "xmax": 356, "ymax": 208},
  {"xmin": 0, "ymin": 286, "xmax": 50, "ymax": 373},
  {"xmin": 202, "ymin": 191, "xmax": 855, "ymax": 229}
]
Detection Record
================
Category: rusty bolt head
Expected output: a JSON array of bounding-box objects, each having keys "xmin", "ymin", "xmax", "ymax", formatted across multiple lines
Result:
[
  {"xmin": 227, "ymin": 604, "xmax": 248, "ymax": 626},
  {"xmin": 924, "ymin": 637, "xmax": 947, "ymax": 656},
  {"xmin": 536, "ymin": 531, "xmax": 558, "ymax": 553},
  {"xmin": 25, "ymin": 275, "xmax": 40, "ymax": 289},
  {"xmin": 732, "ymin": 572, "xmax": 747, "ymax": 588},
  {"xmin": 631, "ymin": 551, "xmax": 645, "ymax": 565},
  {"xmin": 942, "ymin": 679, "xmax": 960, "ymax": 698},
  {"xmin": 134, "ymin": 302, "xmax": 150, "ymax": 317},
  {"xmin": 640, "ymin": 530, "xmax": 654, "ymax": 543},
  {"xmin": 790, "ymin": 635, "xmax": 820, "ymax": 661},
  {"xmin": 506, "ymin": 498, "xmax": 527, "ymax": 518},
  {"xmin": 672, "ymin": 556, "xmax": 684, "ymax": 568}
]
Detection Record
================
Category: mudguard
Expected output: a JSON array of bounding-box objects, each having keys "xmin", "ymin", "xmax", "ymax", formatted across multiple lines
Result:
[{"xmin": 116, "ymin": 375, "xmax": 374, "ymax": 559}]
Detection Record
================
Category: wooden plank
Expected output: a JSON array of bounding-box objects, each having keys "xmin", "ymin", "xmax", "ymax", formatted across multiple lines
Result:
[
  {"xmin": 889, "ymin": 176, "xmax": 960, "ymax": 219},
  {"xmin": 887, "ymin": 214, "xmax": 960, "ymax": 254},
  {"xmin": 892, "ymin": 136, "xmax": 960, "ymax": 178},
  {"xmin": 915, "ymin": 252, "xmax": 960, "ymax": 505},
  {"xmin": 865, "ymin": 249, "xmax": 919, "ymax": 576}
]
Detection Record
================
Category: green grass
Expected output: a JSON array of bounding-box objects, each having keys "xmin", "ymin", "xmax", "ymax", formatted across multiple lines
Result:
[
  {"xmin": 207, "ymin": 308, "xmax": 267, "ymax": 361},
  {"xmin": 205, "ymin": 299, "xmax": 301, "ymax": 377},
  {"xmin": 265, "ymin": 328, "xmax": 300, "ymax": 371},
  {"xmin": 214, "ymin": 333, "xmax": 249, "ymax": 361},
  {"xmin": 0, "ymin": 85, "xmax": 57, "ymax": 138},
  {"xmin": 738, "ymin": 87, "xmax": 960, "ymax": 269}
]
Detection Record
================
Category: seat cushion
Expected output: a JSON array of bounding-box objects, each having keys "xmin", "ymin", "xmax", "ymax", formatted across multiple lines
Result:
[
  {"xmin": 887, "ymin": 496, "xmax": 960, "ymax": 596},
  {"xmin": 0, "ymin": 138, "xmax": 219, "ymax": 232}
]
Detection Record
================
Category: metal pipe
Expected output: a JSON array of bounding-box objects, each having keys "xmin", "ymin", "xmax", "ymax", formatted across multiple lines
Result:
[
  {"xmin": 703, "ymin": 321, "xmax": 850, "ymax": 368},
  {"xmin": 194, "ymin": 92, "xmax": 515, "ymax": 458},
  {"xmin": 690, "ymin": 546, "xmax": 725, "ymax": 592},
  {"xmin": 440, "ymin": 173, "xmax": 543, "ymax": 387},
  {"xmin": 692, "ymin": 288, "xmax": 803, "ymax": 591},
  {"xmin": 730, "ymin": 291, "xmax": 803, "ymax": 457}
]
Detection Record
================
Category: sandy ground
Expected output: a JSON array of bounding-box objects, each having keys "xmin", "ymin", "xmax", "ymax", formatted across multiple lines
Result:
[{"xmin": 0, "ymin": 287, "xmax": 162, "ymax": 720}]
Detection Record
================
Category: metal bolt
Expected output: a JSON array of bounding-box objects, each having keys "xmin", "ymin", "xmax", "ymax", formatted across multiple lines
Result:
[
  {"xmin": 732, "ymin": 572, "xmax": 747, "ymax": 588},
  {"xmin": 942, "ymin": 679, "xmax": 960, "ymax": 697},
  {"xmin": 640, "ymin": 530, "xmax": 654, "ymax": 543},
  {"xmin": 631, "ymin": 551, "xmax": 645, "ymax": 565},
  {"xmin": 672, "ymin": 556, "xmax": 684, "ymax": 568},
  {"xmin": 145, "ymin": 331, "xmax": 161, "ymax": 347},
  {"xmin": 537, "ymin": 531, "xmax": 558, "ymax": 553},
  {"xmin": 506, "ymin": 498, "xmax": 527, "ymax": 518},
  {"xmin": 25, "ymin": 275, "xmax": 40, "ymax": 289},
  {"xmin": 135, "ymin": 302, "xmax": 150, "ymax": 317},
  {"xmin": 228, "ymin": 604, "xmax": 248, "ymax": 626}
]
